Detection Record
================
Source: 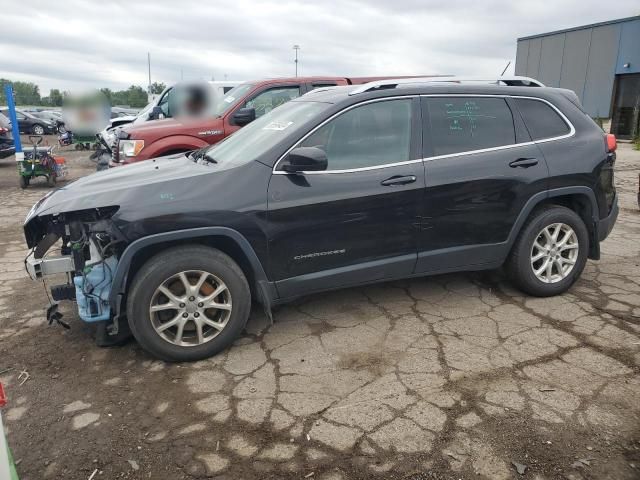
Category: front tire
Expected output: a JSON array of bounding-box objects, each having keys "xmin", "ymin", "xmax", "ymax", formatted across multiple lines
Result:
[
  {"xmin": 126, "ymin": 245, "xmax": 251, "ymax": 361},
  {"xmin": 506, "ymin": 206, "xmax": 588, "ymax": 297}
]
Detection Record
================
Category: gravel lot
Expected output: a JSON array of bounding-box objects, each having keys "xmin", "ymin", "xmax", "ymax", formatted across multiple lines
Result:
[{"xmin": 0, "ymin": 138, "xmax": 638, "ymax": 479}]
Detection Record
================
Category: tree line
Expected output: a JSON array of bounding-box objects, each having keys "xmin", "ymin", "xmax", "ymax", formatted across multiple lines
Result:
[{"xmin": 0, "ymin": 79, "xmax": 167, "ymax": 108}]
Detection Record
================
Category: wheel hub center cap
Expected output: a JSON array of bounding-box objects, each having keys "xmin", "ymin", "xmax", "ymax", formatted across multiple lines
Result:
[{"xmin": 185, "ymin": 302, "xmax": 198, "ymax": 314}]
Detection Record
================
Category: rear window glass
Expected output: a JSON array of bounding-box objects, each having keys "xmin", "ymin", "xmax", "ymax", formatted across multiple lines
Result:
[
  {"xmin": 514, "ymin": 98, "xmax": 570, "ymax": 140},
  {"xmin": 425, "ymin": 97, "xmax": 515, "ymax": 156}
]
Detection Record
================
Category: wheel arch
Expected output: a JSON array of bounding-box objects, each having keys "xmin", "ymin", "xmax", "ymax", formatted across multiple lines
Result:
[
  {"xmin": 109, "ymin": 227, "xmax": 275, "ymax": 319},
  {"xmin": 507, "ymin": 187, "xmax": 600, "ymax": 260}
]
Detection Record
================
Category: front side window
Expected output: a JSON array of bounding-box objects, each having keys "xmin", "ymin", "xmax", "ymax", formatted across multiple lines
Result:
[
  {"xmin": 243, "ymin": 86, "xmax": 300, "ymax": 118},
  {"xmin": 300, "ymin": 99, "xmax": 412, "ymax": 170},
  {"xmin": 213, "ymin": 83, "xmax": 255, "ymax": 117},
  {"xmin": 515, "ymin": 98, "xmax": 570, "ymax": 140},
  {"xmin": 425, "ymin": 97, "xmax": 515, "ymax": 156}
]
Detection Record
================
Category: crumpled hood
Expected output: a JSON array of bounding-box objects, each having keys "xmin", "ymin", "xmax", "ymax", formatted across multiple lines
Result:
[{"xmin": 27, "ymin": 154, "xmax": 214, "ymax": 219}]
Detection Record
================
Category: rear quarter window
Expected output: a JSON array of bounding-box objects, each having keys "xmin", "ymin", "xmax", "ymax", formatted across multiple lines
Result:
[{"xmin": 514, "ymin": 98, "xmax": 570, "ymax": 140}]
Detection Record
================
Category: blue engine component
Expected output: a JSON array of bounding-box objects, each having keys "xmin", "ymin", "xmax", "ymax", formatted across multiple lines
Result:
[{"xmin": 73, "ymin": 256, "xmax": 118, "ymax": 322}]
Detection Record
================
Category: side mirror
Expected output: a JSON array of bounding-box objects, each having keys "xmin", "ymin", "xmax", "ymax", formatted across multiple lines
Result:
[
  {"xmin": 232, "ymin": 107, "xmax": 256, "ymax": 126},
  {"xmin": 149, "ymin": 106, "xmax": 164, "ymax": 120},
  {"xmin": 282, "ymin": 147, "xmax": 328, "ymax": 173}
]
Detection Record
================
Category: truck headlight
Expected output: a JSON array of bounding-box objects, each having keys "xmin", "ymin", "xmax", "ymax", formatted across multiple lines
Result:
[{"xmin": 119, "ymin": 139, "xmax": 144, "ymax": 157}]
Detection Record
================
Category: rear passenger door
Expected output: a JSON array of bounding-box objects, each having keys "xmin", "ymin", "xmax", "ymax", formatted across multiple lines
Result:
[{"xmin": 416, "ymin": 95, "xmax": 548, "ymax": 273}]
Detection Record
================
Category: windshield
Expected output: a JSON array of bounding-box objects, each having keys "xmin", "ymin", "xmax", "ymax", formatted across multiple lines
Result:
[
  {"xmin": 201, "ymin": 100, "xmax": 329, "ymax": 168},
  {"xmin": 132, "ymin": 100, "xmax": 156, "ymax": 124},
  {"xmin": 213, "ymin": 83, "xmax": 255, "ymax": 117}
]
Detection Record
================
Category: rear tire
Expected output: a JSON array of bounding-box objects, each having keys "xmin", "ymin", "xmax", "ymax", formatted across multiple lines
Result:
[
  {"xmin": 127, "ymin": 245, "xmax": 251, "ymax": 362},
  {"xmin": 31, "ymin": 124, "xmax": 45, "ymax": 135},
  {"xmin": 506, "ymin": 206, "xmax": 588, "ymax": 297}
]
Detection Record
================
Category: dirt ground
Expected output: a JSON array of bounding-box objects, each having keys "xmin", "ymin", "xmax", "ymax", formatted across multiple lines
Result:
[{"xmin": 0, "ymin": 136, "xmax": 638, "ymax": 480}]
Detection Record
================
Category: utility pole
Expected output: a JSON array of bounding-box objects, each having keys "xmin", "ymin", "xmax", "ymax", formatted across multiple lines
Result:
[
  {"xmin": 293, "ymin": 45, "xmax": 300, "ymax": 77},
  {"xmin": 147, "ymin": 52, "xmax": 151, "ymax": 93}
]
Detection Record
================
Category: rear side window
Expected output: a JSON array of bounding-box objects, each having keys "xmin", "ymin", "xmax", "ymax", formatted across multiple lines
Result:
[
  {"xmin": 514, "ymin": 98, "xmax": 570, "ymax": 140},
  {"xmin": 309, "ymin": 83, "xmax": 337, "ymax": 91},
  {"xmin": 425, "ymin": 97, "xmax": 515, "ymax": 156}
]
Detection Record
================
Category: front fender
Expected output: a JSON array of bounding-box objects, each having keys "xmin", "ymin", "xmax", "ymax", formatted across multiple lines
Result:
[{"xmin": 109, "ymin": 226, "xmax": 274, "ymax": 313}]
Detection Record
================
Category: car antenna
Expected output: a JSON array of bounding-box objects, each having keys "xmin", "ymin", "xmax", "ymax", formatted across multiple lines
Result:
[{"xmin": 500, "ymin": 61, "xmax": 511, "ymax": 77}]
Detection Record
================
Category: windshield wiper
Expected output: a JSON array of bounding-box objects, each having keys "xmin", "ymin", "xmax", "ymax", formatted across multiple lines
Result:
[
  {"xmin": 188, "ymin": 147, "xmax": 217, "ymax": 164},
  {"xmin": 203, "ymin": 151, "xmax": 218, "ymax": 163}
]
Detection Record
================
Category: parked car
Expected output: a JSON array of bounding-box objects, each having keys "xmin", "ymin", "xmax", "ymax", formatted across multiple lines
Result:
[
  {"xmin": 95, "ymin": 81, "xmax": 243, "ymax": 168},
  {"xmin": 109, "ymin": 76, "xmax": 414, "ymax": 167},
  {"xmin": 32, "ymin": 110, "xmax": 66, "ymax": 133},
  {"xmin": 111, "ymin": 107, "xmax": 139, "ymax": 118},
  {"xmin": 23, "ymin": 76, "xmax": 618, "ymax": 361},
  {"xmin": 0, "ymin": 112, "xmax": 14, "ymax": 159},
  {"xmin": 0, "ymin": 108, "xmax": 56, "ymax": 135}
]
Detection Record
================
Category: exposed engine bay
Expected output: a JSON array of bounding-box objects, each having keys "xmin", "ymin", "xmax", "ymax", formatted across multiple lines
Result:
[{"xmin": 24, "ymin": 206, "xmax": 124, "ymax": 333}]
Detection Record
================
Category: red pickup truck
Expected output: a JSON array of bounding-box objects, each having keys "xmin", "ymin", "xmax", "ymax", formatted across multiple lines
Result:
[{"xmin": 111, "ymin": 76, "xmax": 409, "ymax": 166}]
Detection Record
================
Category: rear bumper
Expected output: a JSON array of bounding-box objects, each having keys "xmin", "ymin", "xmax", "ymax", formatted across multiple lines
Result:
[{"xmin": 598, "ymin": 193, "xmax": 618, "ymax": 242}]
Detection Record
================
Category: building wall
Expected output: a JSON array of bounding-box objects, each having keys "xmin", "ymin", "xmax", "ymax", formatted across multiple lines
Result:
[
  {"xmin": 616, "ymin": 20, "xmax": 640, "ymax": 75},
  {"xmin": 516, "ymin": 17, "xmax": 640, "ymax": 118}
]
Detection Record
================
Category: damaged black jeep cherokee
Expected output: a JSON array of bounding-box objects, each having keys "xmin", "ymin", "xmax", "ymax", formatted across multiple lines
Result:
[{"xmin": 23, "ymin": 77, "xmax": 619, "ymax": 362}]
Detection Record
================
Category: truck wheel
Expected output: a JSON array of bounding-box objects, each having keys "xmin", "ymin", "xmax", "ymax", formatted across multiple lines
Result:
[
  {"xmin": 19, "ymin": 176, "xmax": 29, "ymax": 189},
  {"xmin": 126, "ymin": 245, "xmax": 251, "ymax": 362},
  {"xmin": 506, "ymin": 206, "xmax": 588, "ymax": 297}
]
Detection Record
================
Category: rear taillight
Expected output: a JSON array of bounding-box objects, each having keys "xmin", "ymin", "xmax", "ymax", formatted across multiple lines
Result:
[
  {"xmin": 0, "ymin": 127, "xmax": 7, "ymax": 134},
  {"xmin": 606, "ymin": 133, "xmax": 617, "ymax": 153}
]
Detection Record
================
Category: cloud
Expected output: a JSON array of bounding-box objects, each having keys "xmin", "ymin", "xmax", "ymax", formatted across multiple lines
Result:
[{"xmin": 1, "ymin": 0, "xmax": 638, "ymax": 94}]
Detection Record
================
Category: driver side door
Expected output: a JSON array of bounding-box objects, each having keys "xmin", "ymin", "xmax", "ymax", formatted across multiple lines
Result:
[{"xmin": 267, "ymin": 97, "xmax": 424, "ymax": 299}]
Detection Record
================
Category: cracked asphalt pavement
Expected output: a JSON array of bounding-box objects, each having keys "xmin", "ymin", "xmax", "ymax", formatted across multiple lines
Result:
[{"xmin": 0, "ymin": 139, "xmax": 638, "ymax": 479}]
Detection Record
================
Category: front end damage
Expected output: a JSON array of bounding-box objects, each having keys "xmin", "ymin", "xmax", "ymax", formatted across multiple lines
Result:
[{"xmin": 24, "ymin": 205, "xmax": 128, "ymax": 343}]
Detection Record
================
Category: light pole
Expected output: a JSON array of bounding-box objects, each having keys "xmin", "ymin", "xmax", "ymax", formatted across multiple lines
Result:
[
  {"xmin": 147, "ymin": 52, "xmax": 151, "ymax": 94},
  {"xmin": 293, "ymin": 45, "xmax": 300, "ymax": 77}
]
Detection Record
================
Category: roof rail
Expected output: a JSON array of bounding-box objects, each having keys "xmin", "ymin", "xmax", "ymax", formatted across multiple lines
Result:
[{"xmin": 349, "ymin": 76, "xmax": 545, "ymax": 95}]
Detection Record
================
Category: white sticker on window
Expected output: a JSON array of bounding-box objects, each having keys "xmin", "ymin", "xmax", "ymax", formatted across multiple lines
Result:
[
  {"xmin": 263, "ymin": 121, "xmax": 293, "ymax": 131},
  {"xmin": 224, "ymin": 96, "xmax": 235, "ymax": 103}
]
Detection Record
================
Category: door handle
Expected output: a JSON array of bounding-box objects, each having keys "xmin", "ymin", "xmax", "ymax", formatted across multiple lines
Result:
[
  {"xmin": 380, "ymin": 175, "xmax": 417, "ymax": 186},
  {"xmin": 509, "ymin": 157, "xmax": 538, "ymax": 168}
]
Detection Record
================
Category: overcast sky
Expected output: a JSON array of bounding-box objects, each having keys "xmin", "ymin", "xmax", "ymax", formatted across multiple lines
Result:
[{"xmin": 2, "ymin": 0, "xmax": 639, "ymax": 95}]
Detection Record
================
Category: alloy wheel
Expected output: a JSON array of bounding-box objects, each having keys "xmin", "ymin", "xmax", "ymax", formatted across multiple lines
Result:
[
  {"xmin": 530, "ymin": 223, "xmax": 579, "ymax": 284},
  {"xmin": 149, "ymin": 270, "xmax": 232, "ymax": 347},
  {"xmin": 33, "ymin": 125, "xmax": 44, "ymax": 135}
]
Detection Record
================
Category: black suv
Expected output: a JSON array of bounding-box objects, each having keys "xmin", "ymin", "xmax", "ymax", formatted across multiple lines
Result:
[{"xmin": 24, "ymin": 77, "xmax": 618, "ymax": 361}]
